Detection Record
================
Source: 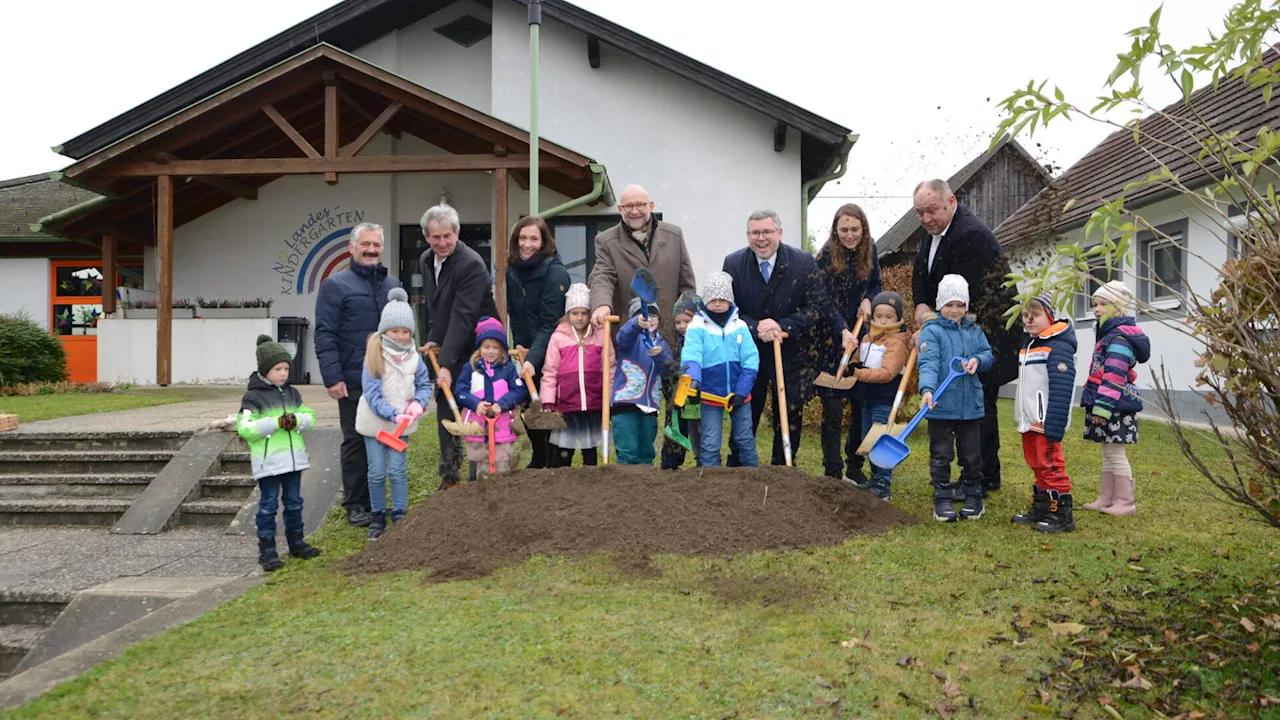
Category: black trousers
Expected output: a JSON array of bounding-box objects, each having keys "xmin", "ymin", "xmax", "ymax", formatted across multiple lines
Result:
[
  {"xmin": 729, "ymin": 362, "xmax": 803, "ymax": 467},
  {"xmin": 550, "ymin": 445, "xmax": 598, "ymax": 467},
  {"xmin": 819, "ymin": 396, "xmax": 864, "ymax": 479},
  {"xmin": 979, "ymin": 379, "xmax": 1002, "ymax": 491},
  {"xmin": 928, "ymin": 418, "xmax": 983, "ymax": 499},
  {"xmin": 337, "ymin": 395, "xmax": 370, "ymax": 512},
  {"xmin": 660, "ymin": 413, "xmax": 702, "ymax": 470},
  {"xmin": 435, "ymin": 384, "xmax": 464, "ymax": 486},
  {"xmin": 527, "ymin": 429, "xmax": 551, "ymax": 469}
]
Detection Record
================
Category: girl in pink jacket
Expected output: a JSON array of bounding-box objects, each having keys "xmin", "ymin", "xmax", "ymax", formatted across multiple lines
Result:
[{"xmin": 540, "ymin": 284, "xmax": 614, "ymax": 466}]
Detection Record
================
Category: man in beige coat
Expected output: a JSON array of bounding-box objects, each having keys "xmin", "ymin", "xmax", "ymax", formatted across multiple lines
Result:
[{"xmin": 588, "ymin": 184, "xmax": 697, "ymax": 345}]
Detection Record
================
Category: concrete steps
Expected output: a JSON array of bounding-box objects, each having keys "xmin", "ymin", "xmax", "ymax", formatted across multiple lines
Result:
[
  {"xmin": 0, "ymin": 590, "xmax": 70, "ymax": 681},
  {"xmin": 0, "ymin": 474, "xmax": 156, "ymax": 499},
  {"xmin": 0, "ymin": 451, "xmax": 174, "ymax": 476},
  {"xmin": 199, "ymin": 474, "xmax": 255, "ymax": 500},
  {"xmin": 178, "ymin": 498, "xmax": 245, "ymax": 526},
  {"xmin": 0, "ymin": 497, "xmax": 134, "ymax": 526}
]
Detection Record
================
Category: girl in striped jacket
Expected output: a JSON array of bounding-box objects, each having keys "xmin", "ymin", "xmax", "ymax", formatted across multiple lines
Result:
[{"xmin": 1079, "ymin": 281, "xmax": 1150, "ymax": 516}]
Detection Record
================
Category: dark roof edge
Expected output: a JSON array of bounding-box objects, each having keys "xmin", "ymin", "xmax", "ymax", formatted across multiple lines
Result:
[{"xmin": 0, "ymin": 172, "xmax": 60, "ymax": 190}]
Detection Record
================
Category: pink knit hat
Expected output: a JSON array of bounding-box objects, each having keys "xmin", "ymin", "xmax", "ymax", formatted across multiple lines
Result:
[{"xmin": 474, "ymin": 316, "xmax": 507, "ymax": 349}]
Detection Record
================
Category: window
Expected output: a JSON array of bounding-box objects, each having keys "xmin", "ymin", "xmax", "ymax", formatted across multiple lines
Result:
[
  {"xmin": 1075, "ymin": 260, "xmax": 1123, "ymax": 322},
  {"xmin": 1137, "ymin": 220, "xmax": 1188, "ymax": 309},
  {"xmin": 545, "ymin": 213, "xmax": 662, "ymax": 285},
  {"xmin": 49, "ymin": 260, "xmax": 143, "ymax": 336}
]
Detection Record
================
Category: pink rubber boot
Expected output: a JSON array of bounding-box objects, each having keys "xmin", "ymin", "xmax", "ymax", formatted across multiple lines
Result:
[{"xmin": 1083, "ymin": 471, "xmax": 1115, "ymax": 512}]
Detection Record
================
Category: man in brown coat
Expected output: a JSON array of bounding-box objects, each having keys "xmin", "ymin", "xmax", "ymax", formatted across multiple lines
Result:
[{"xmin": 588, "ymin": 184, "xmax": 696, "ymax": 344}]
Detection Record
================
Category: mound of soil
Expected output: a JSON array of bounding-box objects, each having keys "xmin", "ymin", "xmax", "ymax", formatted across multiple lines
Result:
[{"xmin": 344, "ymin": 465, "xmax": 916, "ymax": 582}]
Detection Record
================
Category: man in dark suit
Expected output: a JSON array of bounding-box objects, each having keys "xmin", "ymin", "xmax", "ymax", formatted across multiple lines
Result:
[
  {"xmin": 911, "ymin": 179, "xmax": 1020, "ymax": 495},
  {"xmin": 722, "ymin": 209, "xmax": 825, "ymax": 466},
  {"xmin": 418, "ymin": 204, "xmax": 499, "ymax": 489}
]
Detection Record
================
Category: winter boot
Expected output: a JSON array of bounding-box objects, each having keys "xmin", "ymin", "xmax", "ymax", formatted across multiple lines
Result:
[
  {"xmin": 286, "ymin": 531, "xmax": 321, "ymax": 559},
  {"xmin": 1012, "ymin": 485, "xmax": 1050, "ymax": 525},
  {"xmin": 1083, "ymin": 471, "xmax": 1116, "ymax": 511},
  {"xmin": 390, "ymin": 510, "xmax": 406, "ymax": 526},
  {"xmin": 933, "ymin": 494, "xmax": 958, "ymax": 522},
  {"xmin": 1035, "ymin": 491, "xmax": 1076, "ymax": 533},
  {"xmin": 257, "ymin": 537, "xmax": 284, "ymax": 572},
  {"xmin": 366, "ymin": 512, "xmax": 387, "ymax": 541},
  {"xmin": 1100, "ymin": 476, "xmax": 1136, "ymax": 516},
  {"xmin": 960, "ymin": 494, "xmax": 986, "ymax": 520}
]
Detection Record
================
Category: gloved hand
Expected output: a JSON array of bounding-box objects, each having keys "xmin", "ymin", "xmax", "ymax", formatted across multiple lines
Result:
[
  {"xmin": 688, "ymin": 379, "xmax": 701, "ymax": 399},
  {"xmin": 277, "ymin": 413, "xmax": 298, "ymax": 431},
  {"xmin": 395, "ymin": 413, "xmax": 413, "ymax": 425},
  {"xmin": 406, "ymin": 401, "xmax": 425, "ymax": 418},
  {"xmin": 729, "ymin": 394, "xmax": 746, "ymax": 410}
]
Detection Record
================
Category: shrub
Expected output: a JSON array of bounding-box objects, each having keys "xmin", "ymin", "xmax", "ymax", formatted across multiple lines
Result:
[
  {"xmin": 0, "ymin": 313, "xmax": 67, "ymax": 386},
  {"xmin": 0, "ymin": 381, "xmax": 117, "ymax": 397}
]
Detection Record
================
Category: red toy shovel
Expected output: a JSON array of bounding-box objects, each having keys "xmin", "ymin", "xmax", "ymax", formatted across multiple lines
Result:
[{"xmin": 377, "ymin": 417, "xmax": 411, "ymax": 452}]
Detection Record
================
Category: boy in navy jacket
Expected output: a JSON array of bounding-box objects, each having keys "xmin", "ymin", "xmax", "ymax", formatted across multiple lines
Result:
[
  {"xmin": 1011, "ymin": 293, "xmax": 1078, "ymax": 533},
  {"xmin": 611, "ymin": 297, "xmax": 674, "ymax": 465},
  {"xmin": 917, "ymin": 274, "xmax": 993, "ymax": 522}
]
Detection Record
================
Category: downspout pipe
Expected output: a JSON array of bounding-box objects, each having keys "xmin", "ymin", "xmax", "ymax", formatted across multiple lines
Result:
[
  {"xmin": 538, "ymin": 163, "xmax": 612, "ymax": 220},
  {"xmin": 529, "ymin": 0, "xmax": 542, "ymax": 215},
  {"xmin": 30, "ymin": 195, "xmax": 111, "ymax": 234},
  {"xmin": 799, "ymin": 133, "xmax": 858, "ymax": 247}
]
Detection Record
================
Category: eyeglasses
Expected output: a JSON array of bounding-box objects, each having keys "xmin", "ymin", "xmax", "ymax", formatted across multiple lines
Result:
[
  {"xmin": 619, "ymin": 202, "xmax": 650, "ymax": 212},
  {"xmin": 748, "ymin": 229, "xmax": 778, "ymax": 239}
]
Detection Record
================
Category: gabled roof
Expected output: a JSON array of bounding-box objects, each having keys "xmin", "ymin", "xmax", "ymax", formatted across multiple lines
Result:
[
  {"xmin": 54, "ymin": 0, "xmax": 852, "ymax": 182},
  {"xmin": 876, "ymin": 135, "xmax": 1050, "ymax": 255},
  {"xmin": 995, "ymin": 48, "xmax": 1280, "ymax": 247},
  {"xmin": 0, "ymin": 173, "xmax": 98, "ymax": 238}
]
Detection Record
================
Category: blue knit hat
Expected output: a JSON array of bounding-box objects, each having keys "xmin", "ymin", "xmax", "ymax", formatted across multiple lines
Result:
[{"xmin": 475, "ymin": 316, "xmax": 507, "ymax": 349}]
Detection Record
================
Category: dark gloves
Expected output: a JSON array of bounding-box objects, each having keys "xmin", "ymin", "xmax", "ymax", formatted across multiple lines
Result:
[
  {"xmin": 729, "ymin": 394, "xmax": 746, "ymax": 410},
  {"xmin": 278, "ymin": 413, "xmax": 298, "ymax": 431},
  {"xmin": 688, "ymin": 379, "xmax": 701, "ymax": 399}
]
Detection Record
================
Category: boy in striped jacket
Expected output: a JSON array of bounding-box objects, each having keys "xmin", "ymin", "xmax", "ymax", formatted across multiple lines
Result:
[{"xmin": 1011, "ymin": 293, "xmax": 1078, "ymax": 533}]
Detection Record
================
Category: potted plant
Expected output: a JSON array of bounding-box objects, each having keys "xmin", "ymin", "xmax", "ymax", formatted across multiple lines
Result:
[
  {"xmin": 194, "ymin": 297, "xmax": 274, "ymax": 319},
  {"xmin": 121, "ymin": 299, "xmax": 196, "ymax": 319}
]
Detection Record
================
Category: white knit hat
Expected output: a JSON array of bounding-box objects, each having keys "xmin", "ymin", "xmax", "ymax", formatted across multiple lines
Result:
[
  {"xmin": 936, "ymin": 274, "xmax": 969, "ymax": 309},
  {"xmin": 564, "ymin": 283, "xmax": 590, "ymax": 313},
  {"xmin": 378, "ymin": 288, "xmax": 416, "ymax": 334},
  {"xmin": 703, "ymin": 271, "xmax": 735, "ymax": 304},
  {"xmin": 1092, "ymin": 280, "xmax": 1134, "ymax": 312}
]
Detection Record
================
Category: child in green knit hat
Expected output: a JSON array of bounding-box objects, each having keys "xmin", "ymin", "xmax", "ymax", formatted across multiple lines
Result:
[
  {"xmin": 661, "ymin": 291, "xmax": 703, "ymax": 469},
  {"xmin": 237, "ymin": 334, "xmax": 320, "ymax": 572}
]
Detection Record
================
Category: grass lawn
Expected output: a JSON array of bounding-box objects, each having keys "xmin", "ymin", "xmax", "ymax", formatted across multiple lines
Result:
[{"xmin": 3, "ymin": 400, "xmax": 1277, "ymax": 719}]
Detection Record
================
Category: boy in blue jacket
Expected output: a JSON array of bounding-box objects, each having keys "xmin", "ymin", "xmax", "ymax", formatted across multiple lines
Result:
[
  {"xmin": 918, "ymin": 274, "xmax": 994, "ymax": 522},
  {"xmin": 681, "ymin": 271, "xmax": 760, "ymax": 467},
  {"xmin": 611, "ymin": 296, "xmax": 674, "ymax": 465},
  {"xmin": 1011, "ymin": 292, "xmax": 1078, "ymax": 533}
]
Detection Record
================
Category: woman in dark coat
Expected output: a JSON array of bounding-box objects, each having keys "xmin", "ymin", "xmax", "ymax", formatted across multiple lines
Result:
[
  {"xmin": 506, "ymin": 216, "xmax": 570, "ymax": 468},
  {"xmin": 815, "ymin": 203, "xmax": 883, "ymax": 485}
]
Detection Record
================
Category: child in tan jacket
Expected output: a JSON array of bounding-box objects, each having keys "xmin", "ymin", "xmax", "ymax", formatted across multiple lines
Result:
[{"xmin": 851, "ymin": 291, "xmax": 910, "ymax": 499}]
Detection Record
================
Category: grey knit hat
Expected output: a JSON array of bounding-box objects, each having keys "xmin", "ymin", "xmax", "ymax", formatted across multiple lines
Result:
[
  {"xmin": 378, "ymin": 287, "xmax": 415, "ymax": 334},
  {"xmin": 628, "ymin": 296, "xmax": 660, "ymax": 319},
  {"xmin": 255, "ymin": 334, "xmax": 292, "ymax": 376},
  {"xmin": 703, "ymin": 271, "xmax": 734, "ymax": 304}
]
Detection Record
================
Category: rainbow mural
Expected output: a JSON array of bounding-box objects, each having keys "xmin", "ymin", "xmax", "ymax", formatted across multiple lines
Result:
[{"xmin": 296, "ymin": 228, "xmax": 355, "ymax": 295}]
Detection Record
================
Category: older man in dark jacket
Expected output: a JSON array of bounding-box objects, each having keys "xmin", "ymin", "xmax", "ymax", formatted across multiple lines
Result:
[
  {"xmin": 314, "ymin": 222, "xmax": 402, "ymax": 526},
  {"xmin": 723, "ymin": 209, "xmax": 825, "ymax": 466},
  {"xmin": 911, "ymin": 179, "xmax": 1020, "ymax": 495},
  {"xmin": 418, "ymin": 204, "xmax": 499, "ymax": 489}
]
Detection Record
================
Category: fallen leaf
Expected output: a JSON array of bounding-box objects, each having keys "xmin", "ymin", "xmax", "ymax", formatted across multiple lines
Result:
[
  {"xmin": 1164, "ymin": 629, "xmax": 1179, "ymax": 643},
  {"xmin": 1120, "ymin": 675, "xmax": 1153, "ymax": 690},
  {"xmin": 1128, "ymin": 555, "xmax": 1142, "ymax": 562},
  {"xmin": 1246, "ymin": 643, "xmax": 1261, "ymax": 653},
  {"xmin": 1097, "ymin": 696, "xmax": 1113, "ymax": 706},
  {"xmin": 1241, "ymin": 617, "xmax": 1257, "ymax": 633},
  {"xmin": 1049, "ymin": 622, "xmax": 1086, "ymax": 636},
  {"xmin": 958, "ymin": 662, "xmax": 969, "ymax": 674},
  {"xmin": 815, "ymin": 696, "xmax": 840, "ymax": 706},
  {"xmin": 943, "ymin": 681, "xmax": 962, "ymax": 698},
  {"xmin": 1102, "ymin": 706, "xmax": 1124, "ymax": 719},
  {"xmin": 897, "ymin": 656, "xmax": 917, "ymax": 667},
  {"xmin": 1089, "ymin": 599, "xmax": 1100, "ymax": 608},
  {"xmin": 1128, "ymin": 564, "xmax": 1148, "ymax": 573},
  {"xmin": 935, "ymin": 702, "xmax": 955, "ymax": 719},
  {"xmin": 1039, "ymin": 544, "xmax": 1054, "ymax": 551},
  {"xmin": 1039, "ymin": 689, "xmax": 1052, "ymax": 704},
  {"xmin": 932, "ymin": 669, "xmax": 949, "ymax": 681},
  {"xmin": 995, "ymin": 562, "xmax": 1013, "ymax": 569},
  {"xmin": 815, "ymin": 675, "xmax": 833, "ymax": 689},
  {"xmin": 841, "ymin": 637, "xmax": 862, "ymax": 648}
]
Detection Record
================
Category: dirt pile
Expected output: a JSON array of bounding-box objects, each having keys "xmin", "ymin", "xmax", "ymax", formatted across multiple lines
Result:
[{"xmin": 344, "ymin": 465, "xmax": 917, "ymax": 582}]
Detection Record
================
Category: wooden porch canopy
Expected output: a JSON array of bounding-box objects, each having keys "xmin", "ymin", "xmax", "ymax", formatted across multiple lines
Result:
[{"xmin": 41, "ymin": 43, "xmax": 609, "ymax": 385}]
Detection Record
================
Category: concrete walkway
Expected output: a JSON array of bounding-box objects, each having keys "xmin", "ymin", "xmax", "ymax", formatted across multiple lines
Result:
[{"xmin": 11, "ymin": 385, "xmax": 342, "ymax": 434}]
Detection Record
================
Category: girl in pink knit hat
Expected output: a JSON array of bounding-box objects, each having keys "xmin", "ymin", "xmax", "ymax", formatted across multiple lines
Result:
[{"xmin": 454, "ymin": 317, "xmax": 529, "ymax": 478}]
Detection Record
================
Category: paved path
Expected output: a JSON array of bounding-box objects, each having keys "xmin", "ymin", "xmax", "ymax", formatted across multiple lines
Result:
[
  {"xmin": 0, "ymin": 527, "xmax": 259, "ymax": 599},
  {"xmin": 11, "ymin": 385, "xmax": 342, "ymax": 434}
]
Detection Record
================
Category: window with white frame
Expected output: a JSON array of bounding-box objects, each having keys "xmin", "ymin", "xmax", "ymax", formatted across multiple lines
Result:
[
  {"xmin": 1137, "ymin": 220, "xmax": 1188, "ymax": 309},
  {"xmin": 1075, "ymin": 260, "xmax": 1123, "ymax": 321}
]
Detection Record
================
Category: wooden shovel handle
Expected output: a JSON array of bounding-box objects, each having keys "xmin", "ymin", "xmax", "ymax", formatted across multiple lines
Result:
[
  {"xmin": 887, "ymin": 346, "xmax": 919, "ymax": 425},
  {"xmin": 772, "ymin": 332, "xmax": 792, "ymax": 466},
  {"xmin": 425, "ymin": 347, "xmax": 464, "ymax": 422},
  {"xmin": 601, "ymin": 315, "xmax": 620, "ymax": 464},
  {"xmin": 513, "ymin": 348, "xmax": 540, "ymax": 401},
  {"xmin": 834, "ymin": 314, "xmax": 865, "ymax": 382}
]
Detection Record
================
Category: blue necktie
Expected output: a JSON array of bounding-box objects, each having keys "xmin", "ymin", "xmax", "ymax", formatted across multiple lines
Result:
[{"xmin": 760, "ymin": 260, "xmax": 771, "ymax": 284}]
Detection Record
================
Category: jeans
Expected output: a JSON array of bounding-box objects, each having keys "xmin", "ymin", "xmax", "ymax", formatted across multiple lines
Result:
[
  {"xmin": 364, "ymin": 436, "xmax": 408, "ymax": 515},
  {"xmin": 612, "ymin": 409, "xmax": 657, "ymax": 465},
  {"xmin": 729, "ymin": 364, "xmax": 803, "ymax": 466},
  {"xmin": 820, "ymin": 396, "xmax": 865, "ymax": 479},
  {"xmin": 859, "ymin": 402, "xmax": 893, "ymax": 497},
  {"xmin": 337, "ymin": 396, "xmax": 369, "ymax": 512},
  {"xmin": 701, "ymin": 403, "xmax": 758, "ymax": 467},
  {"xmin": 979, "ymin": 379, "xmax": 1002, "ymax": 490},
  {"xmin": 928, "ymin": 418, "xmax": 983, "ymax": 500},
  {"xmin": 1022, "ymin": 432, "xmax": 1071, "ymax": 493},
  {"xmin": 435, "ymin": 384, "xmax": 464, "ymax": 486},
  {"xmin": 256, "ymin": 470, "xmax": 304, "ymax": 539}
]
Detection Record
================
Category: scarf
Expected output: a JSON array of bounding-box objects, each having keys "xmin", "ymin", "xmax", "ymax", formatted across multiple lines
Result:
[
  {"xmin": 706, "ymin": 308, "xmax": 732, "ymax": 327},
  {"xmin": 381, "ymin": 334, "xmax": 414, "ymax": 358},
  {"xmin": 511, "ymin": 254, "xmax": 543, "ymax": 270}
]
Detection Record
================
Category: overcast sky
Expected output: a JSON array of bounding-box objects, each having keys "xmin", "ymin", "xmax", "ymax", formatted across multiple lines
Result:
[{"xmin": 1, "ymin": 0, "xmax": 1239, "ymax": 236}]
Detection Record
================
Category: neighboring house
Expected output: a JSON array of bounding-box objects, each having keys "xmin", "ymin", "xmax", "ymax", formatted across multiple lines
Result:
[
  {"xmin": 995, "ymin": 57, "xmax": 1280, "ymax": 422},
  {"xmin": 876, "ymin": 135, "xmax": 1052, "ymax": 267},
  {"xmin": 0, "ymin": 0, "xmax": 853, "ymax": 384}
]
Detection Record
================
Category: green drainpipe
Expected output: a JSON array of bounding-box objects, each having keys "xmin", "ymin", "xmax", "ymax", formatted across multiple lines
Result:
[
  {"xmin": 799, "ymin": 133, "xmax": 858, "ymax": 246},
  {"xmin": 30, "ymin": 194, "xmax": 111, "ymax": 234},
  {"xmin": 538, "ymin": 163, "xmax": 612, "ymax": 220},
  {"xmin": 529, "ymin": 0, "xmax": 541, "ymax": 215}
]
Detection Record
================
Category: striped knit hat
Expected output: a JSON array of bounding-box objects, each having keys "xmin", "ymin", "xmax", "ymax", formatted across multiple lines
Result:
[{"xmin": 475, "ymin": 316, "xmax": 507, "ymax": 349}]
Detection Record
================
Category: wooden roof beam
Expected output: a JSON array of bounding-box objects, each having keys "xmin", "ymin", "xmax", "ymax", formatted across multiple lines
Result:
[
  {"xmin": 262, "ymin": 103, "xmax": 321, "ymax": 158},
  {"xmin": 339, "ymin": 88, "xmax": 401, "ymax": 139},
  {"xmin": 99, "ymin": 154, "xmax": 570, "ymax": 177},
  {"xmin": 341, "ymin": 102, "xmax": 402, "ymax": 158},
  {"xmin": 158, "ymin": 153, "xmax": 258, "ymax": 200}
]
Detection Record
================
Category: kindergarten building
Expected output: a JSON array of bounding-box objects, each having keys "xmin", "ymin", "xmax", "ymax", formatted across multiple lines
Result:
[{"xmin": 0, "ymin": 0, "xmax": 854, "ymax": 386}]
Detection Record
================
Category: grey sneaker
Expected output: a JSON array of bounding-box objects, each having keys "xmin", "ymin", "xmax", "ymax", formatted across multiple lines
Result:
[{"xmin": 346, "ymin": 508, "xmax": 372, "ymax": 527}]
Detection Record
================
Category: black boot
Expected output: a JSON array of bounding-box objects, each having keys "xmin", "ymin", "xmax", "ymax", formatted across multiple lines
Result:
[
  {"xmin": 1011, "ymin": 485, "xmax": 1050, "ymax": 525},
  {"xmin": 365, "ymin": 512, "xmax": 386, "ymax": 541},
  {"xmin": 258, "ymin": 537, "xmax": 284, "ymax": 572},
  {"xmin": 933, "ymin": 494, "xmax": 958, "ymax": 522},
  {"xmin": 1035, "ymin": 491, "xmax": 1076, "ymax": 533},
  {"xmin": 960, "ymin": 493, "xmax": 985, "ymax": 520},
  {"xmin": 286, "ymin": 531, "xmax": 321, "ymax": 558}
]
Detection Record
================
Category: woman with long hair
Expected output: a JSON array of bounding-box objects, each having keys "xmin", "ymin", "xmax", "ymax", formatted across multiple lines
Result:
[
  {"xmin": 505, "ymin": 215, "xmax": 570, "ymax": 468},
  {"xmin": 815, "ymin": 203, "xmax": 883, "ymax": 486}
]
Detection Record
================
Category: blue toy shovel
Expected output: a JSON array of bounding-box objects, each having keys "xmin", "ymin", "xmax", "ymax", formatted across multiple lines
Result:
[
  {"xmin": 630, "ymin": 268, "xmax": 659, "ymax": 347},
  {"xmin": 867, "ymin": 356, "xmax": 969, "ymax": 470}
]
